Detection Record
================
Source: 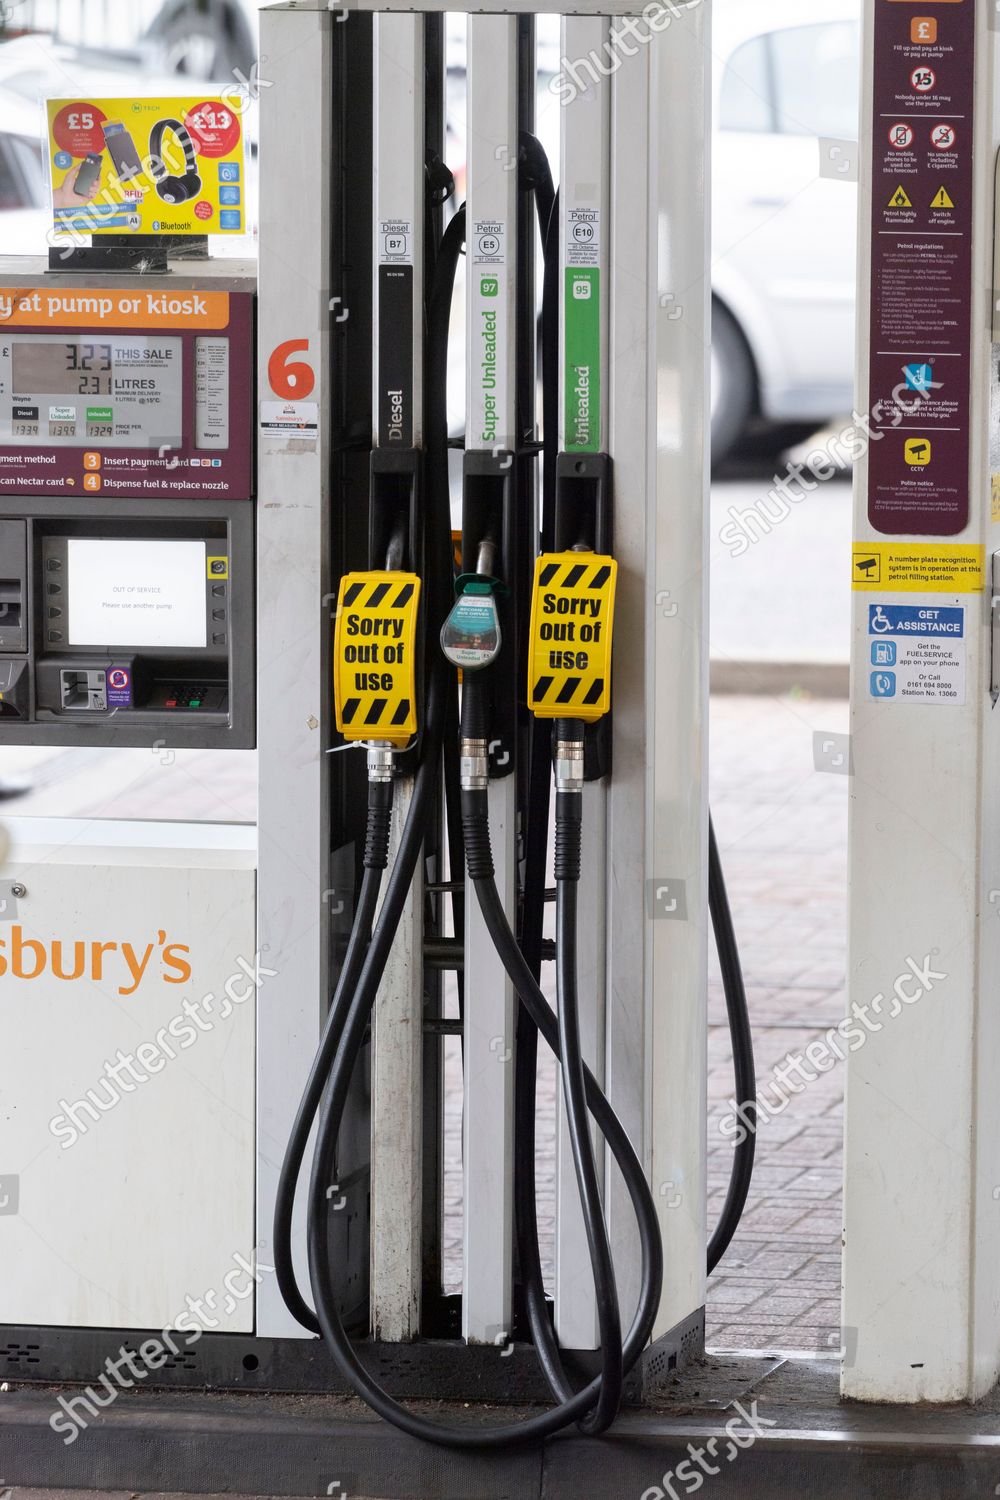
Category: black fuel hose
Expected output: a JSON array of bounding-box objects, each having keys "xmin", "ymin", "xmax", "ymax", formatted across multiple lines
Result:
[
  {"xmin": 707, "ymin": 814, "xmax": 756, "ymax": 1273},
  {"xmin": 553, "ymin": 777, "xmax": 623, "ymax": 1433}
]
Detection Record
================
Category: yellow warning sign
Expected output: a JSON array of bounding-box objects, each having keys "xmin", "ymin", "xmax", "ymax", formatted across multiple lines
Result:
[
  {"xmin": 852, "ymin": 543, "xmax": 984, "ymax": 593},
  {"xmin": 333, "ymin": 570, "xmax": 421, "ymax": 746},
  {"xmin": 904, "ymin": 437, "xmax": 932, "ymax": 467},
  {"xmin": 931, "ymin": 186, "xmax": 955, "ymax": 210},
  {"xmin": 528, "ymin": 552, "xmax": 617, "ymax": 723},
  {"xmin": 888, "ymin": 185, "xmax": 912, "ymax": 209}
]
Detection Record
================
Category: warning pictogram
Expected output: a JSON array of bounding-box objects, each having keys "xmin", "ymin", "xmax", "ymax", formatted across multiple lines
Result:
[
  {"xmin": 333, "ymin": 570, "xmax": 421, "ymax": 747},
  {"xmin": 528, "ymin": 552, "xmax": 617, "ymax": 723},
  {"xmin": 930, "ymin": 186, "xmax": 955, "ymax": 210},
  {"xmin": 904, "ymin": 437, "xmax": 932, "ymax": 467},
  {"xmin": 853, "ymin": 550, "xmax": 882, "ymax": 585},
  {"xmin": 888, "ymin": 185, "xmax": 912, "ymax": 209}
]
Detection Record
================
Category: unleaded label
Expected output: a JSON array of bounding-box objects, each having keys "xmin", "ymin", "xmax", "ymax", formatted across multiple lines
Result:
[{"xmin": 564, "ymin": 269, "xmax": 600, "ymax": 453}]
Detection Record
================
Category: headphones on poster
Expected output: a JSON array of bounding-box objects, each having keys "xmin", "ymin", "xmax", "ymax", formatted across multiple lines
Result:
[{"xmin": 148, "ymin": 119, "xmax": 202, "ymax": 205}]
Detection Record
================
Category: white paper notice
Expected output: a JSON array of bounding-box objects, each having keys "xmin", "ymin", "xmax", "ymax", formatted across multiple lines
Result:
[{"xmin": 67, "ymin": 538, "xmax": 207, "ymax": 649}]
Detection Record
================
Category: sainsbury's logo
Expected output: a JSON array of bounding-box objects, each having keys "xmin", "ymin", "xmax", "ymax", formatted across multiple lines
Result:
[{"xmin": 0, "ymin": 926, "xmax": 191, "ymax": 996}]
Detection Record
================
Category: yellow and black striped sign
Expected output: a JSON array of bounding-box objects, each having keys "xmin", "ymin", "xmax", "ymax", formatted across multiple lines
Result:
[
  {"xmin": 527, "ymin": 551, "xmax": 617, "ymax": 723},
  {"xmin": 333, "ymin": 571, "xmax": 421, "ymax": 747}
]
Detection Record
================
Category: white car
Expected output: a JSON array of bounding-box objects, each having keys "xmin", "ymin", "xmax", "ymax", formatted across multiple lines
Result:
[
  {"xmin": 0, "ymin": 86, "xmax": 47, "ymax": 254},
  {"xmin": 711, "ymin": 0, "xmax": 860, "ymax": 463}
]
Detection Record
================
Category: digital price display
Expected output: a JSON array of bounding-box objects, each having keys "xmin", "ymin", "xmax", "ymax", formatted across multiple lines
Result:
[
  {"xmin": 0, "ymin": 281, "xmax": 254, "ymax": 500},
  {"xmin": 4, "ymin": 337, "xmax": 182, "ymax": 448}
]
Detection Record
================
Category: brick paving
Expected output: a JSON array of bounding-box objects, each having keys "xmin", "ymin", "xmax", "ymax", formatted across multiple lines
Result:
[{"xmin": 707, "ymin": 691, "xmax": 848, "ymax": 1352}]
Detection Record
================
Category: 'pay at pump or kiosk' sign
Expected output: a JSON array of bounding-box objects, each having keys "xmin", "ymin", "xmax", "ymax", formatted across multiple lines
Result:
[{"xmin": 47, "ymin": 97, "xmax": 247, "ymax": 240}]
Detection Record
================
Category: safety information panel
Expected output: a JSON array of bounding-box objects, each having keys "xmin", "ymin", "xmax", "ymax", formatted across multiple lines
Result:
[
  {"xmin": 528, "ymin": 552, "xmax": 617, "ymax": 723},
  {"xmin": 333, "ymin": 571, "xmax": 420, "ymax": 747},
  {"xmin": 867, "ymin": 602, "xmax": 965, "ymax": 704},
  {"xmin": 866, "ymin": 0, "xmax": 976, "ymax": 535}
]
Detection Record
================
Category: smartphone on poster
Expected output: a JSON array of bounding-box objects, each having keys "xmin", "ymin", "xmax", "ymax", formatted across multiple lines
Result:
[{"xmin": 73, "ymin": 152, "xmax": 103, "ymax": 197}]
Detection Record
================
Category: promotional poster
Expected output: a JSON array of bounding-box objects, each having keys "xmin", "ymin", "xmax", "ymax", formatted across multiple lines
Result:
[{"xmin": 46, "ymin": 97, "xmax": 247, "ymax": 239}]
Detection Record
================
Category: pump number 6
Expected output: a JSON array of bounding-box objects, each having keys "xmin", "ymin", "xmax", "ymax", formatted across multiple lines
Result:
[{"xmin": 268, "ymin": 338, "xmax": 316, "ymax": 400}]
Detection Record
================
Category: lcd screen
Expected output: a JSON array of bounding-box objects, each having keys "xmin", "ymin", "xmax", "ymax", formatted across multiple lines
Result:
[
  {"xmin": 67, "ymin": 539, "xmax": 207, "ymax": 649},
  {"xmin": 13, "ymin": 341, "xmax": 114, "ymax": 397}
]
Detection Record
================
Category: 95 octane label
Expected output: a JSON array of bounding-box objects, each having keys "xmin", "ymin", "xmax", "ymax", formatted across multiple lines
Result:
[{"xmin": 867, "ymin": 603, "xmax": 965, "ymax": 705}]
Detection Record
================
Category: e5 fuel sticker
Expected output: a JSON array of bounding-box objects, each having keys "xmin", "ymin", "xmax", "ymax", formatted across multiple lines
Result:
[
  {"xmin": 472, "ymin": 220, "xmax": 507, "ymax": 448},
  {"xmin": 867, "ymin": 603, "xmax": 966, "ymax": 705},
  {"xmin": 565, "ymin": 270, "xmax": 600, "ymax": 453},
  {"xmin": 866, "ymin": 0, "xmax": 976, "ymax": 535}
]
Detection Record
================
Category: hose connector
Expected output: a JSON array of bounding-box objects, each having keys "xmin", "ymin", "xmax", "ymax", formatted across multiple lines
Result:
[
  {"xmin": 460, "ymin": 737, "xmax": 490, "ymax": 792},
  {"xmin": 555, "ymin": 739, "xmax": 585, "ymax": 795},
  {"xmin": 367, "ymin": 743, "xmax": 395, "ymax": 785}
]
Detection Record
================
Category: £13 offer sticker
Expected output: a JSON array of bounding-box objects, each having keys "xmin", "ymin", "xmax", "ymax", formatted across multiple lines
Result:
[{"xmin": 184, "ymin": 100, "xmax": 242, "ymax": 157}]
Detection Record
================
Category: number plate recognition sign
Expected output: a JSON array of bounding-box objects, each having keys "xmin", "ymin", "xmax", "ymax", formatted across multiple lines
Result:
[{"xmin": 0, "ymin": 287, "xmax": 254, "ymax": 500}]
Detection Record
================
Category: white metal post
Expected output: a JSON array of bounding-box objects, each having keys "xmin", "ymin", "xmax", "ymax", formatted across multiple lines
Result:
[
  {"xmin": 461, "ymin": 12, "xmax": 520, "ymax": 1346},
  {"xmin": 843, "ymin": 0, "xmax": 1000, "ymax": 1403},
  {"xmin": 601, "ymin": 3, "xmax": 712, "ymax": 1343},
  {"xmin": 369, "ymin": 9, "xmax": 427, "ymax": 1346},
  {"xmin": 644, "ymin": 0, "xmax": 712, "ymax": 1347},
  {"xmin": 554, "ymin": 14, "xmax": 611, "ymax": 1353},
  {"xmin": 256, "ymin": 3, "xmax": 334, "ymax": 1340}
]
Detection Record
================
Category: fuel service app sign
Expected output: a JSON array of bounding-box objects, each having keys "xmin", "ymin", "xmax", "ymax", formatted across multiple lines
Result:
[
  {"xmin": 867, "ymin": 0, "xmax": 976, "ymax": 535},
  {"xmin": 47, "ymin": 97, "xmax": 246, "ymax": 238}
]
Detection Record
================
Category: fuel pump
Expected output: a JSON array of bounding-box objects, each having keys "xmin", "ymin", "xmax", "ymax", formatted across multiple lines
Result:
[
  {"xmin": 273, "ymin": 8, "xmax": 756, "ymax": 1448},
  {"xmin": 0, "ymin": 0, "xmax": 754, "ymax": 1447}
]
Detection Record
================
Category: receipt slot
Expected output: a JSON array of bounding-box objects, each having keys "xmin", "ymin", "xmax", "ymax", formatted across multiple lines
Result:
[{"xmin": 0, "ymin": 261, "xmax": 254, "ymax": 747}]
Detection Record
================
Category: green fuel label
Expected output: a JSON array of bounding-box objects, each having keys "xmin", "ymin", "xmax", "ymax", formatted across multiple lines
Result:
[{"xmin": 564, "ymin": 269, "xmax": 600, "ymax": 452}]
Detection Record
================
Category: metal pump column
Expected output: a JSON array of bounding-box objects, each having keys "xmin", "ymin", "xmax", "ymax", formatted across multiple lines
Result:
[
  {"xmin": 369, "ymin": 11, "xmax": 428, "ymax": 1343},
  {"xmin": 461, "ymin": 12, "xmax": 521, "ymax": 1345},
  {"xmin": 553, "ymin": 15, "xmax": 613, "ymax": 1354}
]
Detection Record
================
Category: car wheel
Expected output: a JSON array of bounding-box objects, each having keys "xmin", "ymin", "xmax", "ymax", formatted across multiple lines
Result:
[
  {"xmin": 150, "ymin": 2, "xmax": 255, "ymax": 83},
  {"xmin": 711, "ymin": 299, "xmax": 756, "ymax": 470}
]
